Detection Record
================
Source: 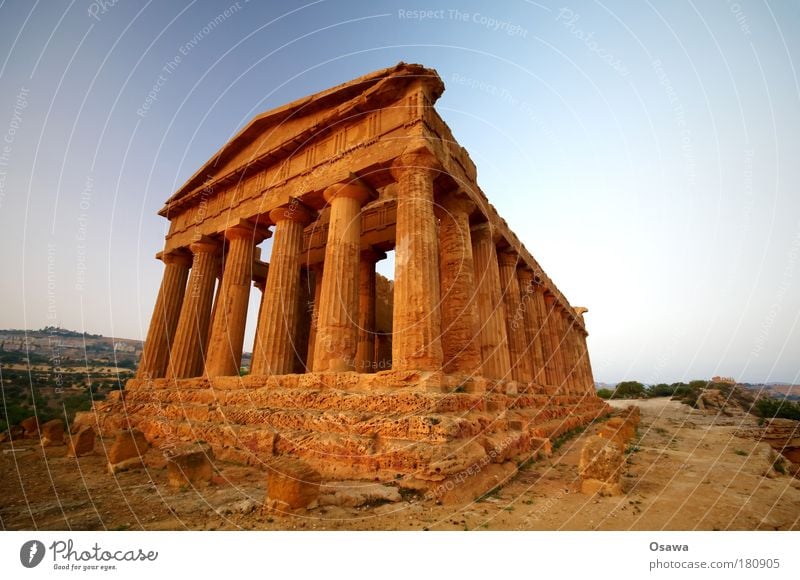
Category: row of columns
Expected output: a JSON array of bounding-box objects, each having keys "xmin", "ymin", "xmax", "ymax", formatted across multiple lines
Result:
[{"xmin": 137, "ymin": 145, "xmax": 594, "ymax": 391}]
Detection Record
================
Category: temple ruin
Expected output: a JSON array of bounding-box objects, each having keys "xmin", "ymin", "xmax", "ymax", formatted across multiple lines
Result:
[{"xmin": 79, "ymin": 63, "xmax": 608, "ymax": 502}]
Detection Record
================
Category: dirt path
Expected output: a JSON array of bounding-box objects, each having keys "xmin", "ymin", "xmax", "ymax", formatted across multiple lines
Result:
[{"xmin": 2, "ymin": 398, "xmax": 798, "ymax": 531}]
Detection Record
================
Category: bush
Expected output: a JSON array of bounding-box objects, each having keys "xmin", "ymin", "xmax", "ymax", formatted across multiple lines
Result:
[
  {"xmin": 612, "ymin": 381, "xmax": 646, "ymax": 399},
  {"xmin": 596, "ymin": 388, "xmax": 613, "ymax": 400},
  {"xmin": 754, "ymin": 398, "xmax": 800, "ymax": 421},
  {"xmin": 648, "ymin": 383, "xmax": 676, "ymax": 398}
]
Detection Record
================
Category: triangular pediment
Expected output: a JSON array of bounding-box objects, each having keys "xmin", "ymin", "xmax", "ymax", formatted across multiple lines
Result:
[{"xmin": 160, "ymin": 62, "xmax": 443, "ymax": 217}]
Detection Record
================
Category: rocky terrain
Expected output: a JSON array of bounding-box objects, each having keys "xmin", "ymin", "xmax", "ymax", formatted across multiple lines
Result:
[{"xmin": 2, "ymin": 397, "xmax": 798, "ymax": 531}]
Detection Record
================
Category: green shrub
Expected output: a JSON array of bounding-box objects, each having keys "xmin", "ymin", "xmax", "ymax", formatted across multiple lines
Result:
[{"xmin": 755, "ymin": 398, "xmax": 800, "ymax": 421}]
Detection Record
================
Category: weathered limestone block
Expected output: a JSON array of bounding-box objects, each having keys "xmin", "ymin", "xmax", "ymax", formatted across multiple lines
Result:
[
  {"xmin": 318, "ymin": 481, "xmax": 402, "ymax": 507},
  {"xmin": 264, "ymin": 458, "xmax": 321, "ymax": 511},
  {"xmin": 107, "ymin": 429, "xmax": 150, "ymax": 474},
  {"xmin": 66, "ymin": 426, "xmax": 96, "ymax": 457},
  {"xmin": 579, "ymin": 435, "xmax": 624, "ymax": 496},
  {"xmin": 165, "ymin": 443, "xmax": 214, "ymax": 488},
  {"xmin": 40, "ymin": 419, "xmax": 65, "ymax": 446},
  {"xmin": 20, "ymin": 416, "xmax": 39, "ymax": 438}
]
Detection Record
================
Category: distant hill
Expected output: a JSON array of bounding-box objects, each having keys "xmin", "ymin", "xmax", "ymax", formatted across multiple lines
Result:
[{"xmin": 0, "ymin": 327, "xmax": 142, "ymax": 368}]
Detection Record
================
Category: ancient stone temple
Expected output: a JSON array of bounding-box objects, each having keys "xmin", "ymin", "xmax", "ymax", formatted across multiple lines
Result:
[{"xmin": 79, "ymin": 63, "xmax": 608, "ymax": 502}]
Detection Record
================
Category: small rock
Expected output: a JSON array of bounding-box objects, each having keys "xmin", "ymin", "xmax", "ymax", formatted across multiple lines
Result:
[
  {"xmin": 40, "ymin": 419, "xmax": 65, "ymax": 446},
  {"xmin": 107, "ymin": 429, "xmax": 149, "ymax": 474},
  {"xmin": 66, "ymin": 426, "xmax": 95, "ymax": 457},
  {"xmin": 165, "ymin": 443, "xmax": 214, "ymax": 489},
  {"xmin": 20, "ymin": 417, "xmax": 39, "ymax": 438},
  {"xmin": 264, "ymin": 458, "xmax": 321, "ymax": 511}
]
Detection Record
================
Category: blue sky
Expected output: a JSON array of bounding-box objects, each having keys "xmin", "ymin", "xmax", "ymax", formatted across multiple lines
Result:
[{"xmin": 0, "ymin": 0, "xmax": 798, "ymax": 384}]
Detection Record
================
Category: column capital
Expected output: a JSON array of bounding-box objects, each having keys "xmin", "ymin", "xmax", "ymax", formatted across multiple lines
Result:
[
  {"xmin": 360, "ymin": 247, "xmax": 386, "ymax": 264},
  {"xmin": 436, "ymin": 190, "xmax": 476, "ymax": 217},
  {"xmin": 497, "ymin": 248, "xmax": 521, "ymax": 267},
  {"xmin": 158, "ymin": 249, "xmax": 192, "ymax": 268},
  {"xmin": 390, "ymin": 144, "xmax": 441, "ymax": 180},
  {"xmin": 470, "ymin": 221, "xmax": 504, "ymax": 244},
  {"xmin": 323, "ymin": 181, "xmax": 373, "ymax": 206},
  {"xmin": 223, "ymin": 219, "xmax": 270, "ymax": 243},
  {"xmin": 269, "ymin": 201, "xmax": 315, "ymax": 226},
  {"xmin": 189, "ymin": 236, "xmax": 219, "ymax": 255}
]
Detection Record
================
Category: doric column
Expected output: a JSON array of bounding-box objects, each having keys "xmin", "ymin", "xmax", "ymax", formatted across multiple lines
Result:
[
  {"xmin": 543, "ymin": 292, "xmax": 567, "ymax": 388},
  {"xmin": 570, "ymin": 325, "xmax": 588, "ymax": 392},
  {"xmin": 581, "ymin": 332, "xmax": 596, "ymax": 393},
  {"xmin": 251, "ymin": 204, "xmax": 313, "ymax": 376},
  {"xmin": 557, "ymin": 307, "xmax": 578, "ymax": 393},
  {"xmin": 355, "ymin": 249, "xmax": 385, "ymax": 373},
  {"xmin": 436, "ymin": 192, "xmax": 482, "ymax": 375},
  {"xmin": 312, "ymin": 182, "xmax": 372, "ymax": 372},
  {"xmin": 293, "ymin": 268, "xmax": 313, "ymax": 373},
  {"xmin": 471, "ymin": 222, "xmax": 511, "ymax": 379},
  {"xmin": 390, "ymin": 147, "xmax": 444, "ymax": 371},
  {"xmin": 167, "ymin": 238, "xmax": 219, "ymax": 379},
  {"xmin": 205, "ymin": 221, "xmax": 266, "ymax": 377},
  {"xmin": 305, "ymin": 263, "xmax": 323, "ymax": 369},
  {"xmin": 136, "ymin": 250, "xmax": 192, "ymax": 380},
  {"xmin": 517, "ymin": 268, "xmax": 547, "ymax": 384},
  {"xmin": 497, "ymin": 249, "xmax": 534, "ymax": 383},
  {"xmin": 532, "ymin": 283, "xmax": 558, "ymax": 386}
]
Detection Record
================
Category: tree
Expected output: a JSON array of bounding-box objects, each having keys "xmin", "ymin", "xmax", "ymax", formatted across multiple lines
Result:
[
  {"xmin": 596, "ymin": 388, "xmax": 613, "ymax": 400},
  {"xmin": 613, "ymin": 381, "xmax": 646, "ymax": 399},
  {"xmin": 648, "ymin": 383, "xmax": 676, "ymax": 398}
]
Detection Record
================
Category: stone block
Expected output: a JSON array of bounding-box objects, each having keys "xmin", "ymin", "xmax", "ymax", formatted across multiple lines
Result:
[
  {"xmin": 165, "ymin": 443, "xmax": 214, "ymax": 488},
  {"xmin": 107, "ymin": 429, "xmax": 149, "ymax": 474},
  {"xmin": 40, "ymin": 419, "xmax": 65, "ymax": 446},
  {"xmin": 579, "ymin": 435, "xmax": 624, "ymax": 496},
  {"xmin": 20, "ymin": 417, "xmax": 39, "ymax": 438},
  {"xmin": 265, "ymin": 458, "xmax": 321, "ymax": 510},
  {"xmin": 66, "ymin": 426, "xmax": 96, "ymax": 457}
]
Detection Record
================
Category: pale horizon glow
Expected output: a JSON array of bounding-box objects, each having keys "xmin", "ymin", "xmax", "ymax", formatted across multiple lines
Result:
[{"xmin": 0, "ymin": 0, "xmax": 798, "ymax": 384}]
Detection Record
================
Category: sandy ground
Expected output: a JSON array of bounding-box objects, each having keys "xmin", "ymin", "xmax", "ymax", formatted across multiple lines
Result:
[{"xmin": 2, "ymin": 397, "xmax": 799, "ymax": 531}]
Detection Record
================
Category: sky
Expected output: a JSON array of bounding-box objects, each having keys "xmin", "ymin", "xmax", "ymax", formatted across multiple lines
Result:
[{"xmin": 0, "ymin": 0, "xmax": 798, "ymax": 384}]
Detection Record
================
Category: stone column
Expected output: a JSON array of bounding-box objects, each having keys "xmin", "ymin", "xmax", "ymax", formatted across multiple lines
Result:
[
  {"xmin": 355, "ymin": 249, "xmax": 384, "ymax": 373},
  {"xmin": 581, "ymin": 332, "xmax": 596, "ymax": 393},
  {"xmin": 471, "ymin": 223, "xmax": 511, "ymax": 379},
  {"xmin": 250, "ymin": 276, "xmax": 266, "ymax": 373},
  {"xmin": 570, "ymin": 325, "xmax": 587, "ymax": 392},
  {"xmin": 205, "ymin": 222, "xmax": 265, "ymax": 377},
  {"xmin": 557, "ymin": 307, "xmax": 577, "ymax": 393},
  {"xmin": 167, "ymin": 238, "xmax": 219, "ymax": 379},
  {"xmin": 436, "ymin": 193, "xmax": 482, "ymax": 375},
  {"xmin": 543, "ymin": 292, "xmax": 567, "ymax": 388},
  {"xmin": 293, "ymin": 268, "xmax": 313, "ymax": 374},
  {"xmin": 497, "ymin": 249, "xmax": 534, "ymax": 383},
  {"xmin": 312, "ymin": 182, "xmax": 371, "ymax": 372},
  {"xmin": 251, "ymin": 204, "xmax": 314, "ymax": 376},
  {"xmin": 305, "ymin": 263, "xmax": 323, "ymax": 369},
  {"xmin": 136, "ymin": 250, "xmax": 192, "ymax": 380},
  {"xmin": 390, "ymin": 147, "xmax": 443, "ymax": 372},
  {"xmin": 517, "ymin": 268, "xmax": 546, "ymax": 384},
  {"xmin": 532, "ymin": 283, "xmax": 558, "ymax": 386}
]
